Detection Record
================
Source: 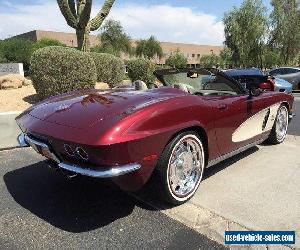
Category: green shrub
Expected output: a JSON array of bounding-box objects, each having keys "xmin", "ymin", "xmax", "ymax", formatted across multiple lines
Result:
[
  {"xmin": 90, "ymin": 52, "xmax": 125, "ymax": 88},
  {"xmin": 32, "ymin": 38, "xmax": 66, "ymax": 52},
  {"xmin": 0, "ymin": 38, "xmax": 33, "ymax": 70},
  {"xmin": 30, "ymin": 46, "xmax": 97, "ymax": 99},
  {"xmin": 126, "ymin": 58, "xmax": 156, "ymax": 83}
]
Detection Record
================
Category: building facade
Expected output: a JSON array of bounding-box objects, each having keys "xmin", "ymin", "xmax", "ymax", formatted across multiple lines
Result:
[{"xmin": 13, "ymin": 30, "xmax": 223, "ymax": 67}]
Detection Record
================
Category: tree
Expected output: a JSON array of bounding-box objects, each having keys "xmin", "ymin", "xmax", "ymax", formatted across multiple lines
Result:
[
  {"xmin": 0, "ymin": 39, "xmax": 33, "ymax": 70},
  {"xmin": 135, "ymin": 36, "xmax": 163, "ymax": 59},
  {"xmin": 219, "ymin": 48, "xmax": 233, "ymax": 68},
  {"xmin": 199, "ymin": 53, "xmax": 221, "ymax": 67},
  {"xmin": 32, "ymin": 38, "xmax": 66, "ymax": 51},
  {"xmin": 93, "ymin": 19, "xmax": 132, "ymax": 57},
  {"xmin": 165, "ymin": 51, "xmax": 187, "ymax": 68},
  {"xmin": 261, "ymin": 45, "xmax": 281, "ymax": 68},
  {"xmin": 57, "ymin": 0, "xmax": 115, "ymax": 52},
  {"xmin": 223, "ymin": 0, "xmax": 267, "ymax": 68},
  {"xmin": 270, "ymin": 0, "xmax": 300, "ymax": 65}
]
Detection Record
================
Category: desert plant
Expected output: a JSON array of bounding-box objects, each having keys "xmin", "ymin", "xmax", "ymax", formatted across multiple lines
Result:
[
  {"xmin": 90, "ymin": 52, "xmax": 124, "ymax": 88},
  {"xmin": 57, "ymin": 0, "xmax": 115, "ymax": 52},
  {"xmin": 30, "ymin": 46, "xmax": 97, "ymax": 98},
  {"xmin": 93, "ymin": 19, "xmax": 132, "ymax": 57},
  {"xmin": 126, "ymin": 58, "xmax": 156, "ymax": 83}
]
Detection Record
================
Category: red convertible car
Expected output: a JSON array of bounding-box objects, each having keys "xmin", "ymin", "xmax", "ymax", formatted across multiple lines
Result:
[{"xmin": 16, "ymin": 68, "xmax": 294, "ymax": 205}]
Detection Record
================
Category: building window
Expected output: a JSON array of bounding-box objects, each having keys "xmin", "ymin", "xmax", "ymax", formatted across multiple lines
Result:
[
  {"xmin": 187, "ymin": 53, "xmax": 189, "ymax": 58},
  {"xmin": 197, "ymin": 54, "xmax": 200, "ymax": 58},
  {"xmin": 192, "ymin": 54, "xmax": 195, "ymax": 58}
]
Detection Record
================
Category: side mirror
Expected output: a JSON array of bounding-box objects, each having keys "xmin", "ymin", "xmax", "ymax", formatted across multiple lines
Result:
[{"xmin": 249, "ymin": 87, "xmax": 261, "ymax": 97}]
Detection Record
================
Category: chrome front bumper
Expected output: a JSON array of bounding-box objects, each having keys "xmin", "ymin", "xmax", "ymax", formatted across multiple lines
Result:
[{"xmin": 17, "ymin": 133, "xmax": 141, "ymax": 178}]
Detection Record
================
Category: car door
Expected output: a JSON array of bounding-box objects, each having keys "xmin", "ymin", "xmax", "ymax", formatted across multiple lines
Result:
[
  {"xmin": 211, "ymin": 94, "xmax": 267, "ymax": 156},
  {"xmin": 203, "ymin": 72, "xmax": 270, "ymax": 156}
]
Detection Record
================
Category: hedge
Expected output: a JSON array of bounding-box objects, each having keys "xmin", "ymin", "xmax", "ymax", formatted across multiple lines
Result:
[
  {"xmin": 30, "ymin": 46, "xmax": 97, "ymax": 99},
  {"xmin": 126, "ymin": 58, "xmax": 156, "ymax": 83},
  {"xmin": 90, "ymin": 52, "xmax": 125, "ymax": 88}
]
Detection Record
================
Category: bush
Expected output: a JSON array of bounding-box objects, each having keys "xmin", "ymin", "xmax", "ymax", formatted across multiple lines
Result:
[
  {"xmin": 126, "ymin": 58, "xmax": 156, "ymax": 83},
  {"xmin": 32, "ymin": 38, "xmax": 66, "ymax": 52},
  {"xmin": 30, "ymin": 46, "xmax": 97, "ymax": 99},
  {"xmin": 90, "ymin": 52, "xmax": 125, "ymax": 88},
  {"xmin": 0, "ymin": 39, "xmax": 33, "ymax": 70}
]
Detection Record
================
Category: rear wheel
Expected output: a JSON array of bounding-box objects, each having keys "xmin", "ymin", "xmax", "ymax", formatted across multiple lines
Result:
[
  {"xmin": 154, "ymin": 131, "xmax": 205, "ymax": 205},
  {"xmin": 267, "ymin": 105, "xmax": 289, "ymax": 144}
]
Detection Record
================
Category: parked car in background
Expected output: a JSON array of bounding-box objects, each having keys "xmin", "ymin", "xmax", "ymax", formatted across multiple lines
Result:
[
  {"xmin": 268, "ymin": 67, "xmax": 300, "ymax": 90},
  {"xmin": 224, "ymin": 68, "xmax": 293, "ymax": 93},
  {"xmin": 273, "ymin": 77, "xmax": 293, "ymax": 93},
  {"xmin": 16, "ymin": 68, "xmax": 294, "ymax": 205}
]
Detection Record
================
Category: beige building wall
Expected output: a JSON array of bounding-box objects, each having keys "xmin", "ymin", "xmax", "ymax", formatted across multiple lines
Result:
[{"xmin": 13, "ymin": 30, "xmax": 223, "ymax": 65}]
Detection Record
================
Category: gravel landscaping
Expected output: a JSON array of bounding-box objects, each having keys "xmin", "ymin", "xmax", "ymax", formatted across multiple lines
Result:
[{"xmin": 0, "ymin": 82, "xmax": 110, "ymax": 112}]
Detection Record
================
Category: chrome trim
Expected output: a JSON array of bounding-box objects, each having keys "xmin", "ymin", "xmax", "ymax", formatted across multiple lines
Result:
[
  {"xmin": 24, "ymin": 134, "xmax": 60, "ymax": 163},
  {"xmin": 64, "ymin": 144, "xmax": 75, "ymax": 157},
  {"xmin": 17, "ymin": 133, "xmax": 29, "ymax": 147},
  {"xmin": 207, "ymin": 138, "xmax": 265, "ymax": 168},
  {"xmin": 289, "ymin": 113, "xmax": 295, "ymax": 119},
  {"xmin": 75, "ymin": 147, "xmax": 89, "ymax": 161},
  {"xmin": 58, "ymin": 162, "xmax": 141, "ymax": 178},
  {"xmin": 20, "ymin": 133, "xmax": 141, "ymax": 178}
]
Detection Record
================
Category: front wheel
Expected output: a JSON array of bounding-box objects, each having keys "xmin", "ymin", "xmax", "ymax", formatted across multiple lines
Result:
[
  {"xmin": 154, "ymin": 131, "xmax": 205, "ymax": 205},
  {"xmin": 267, "ymin": 105, "xmax": 289, "ymax": 144}
]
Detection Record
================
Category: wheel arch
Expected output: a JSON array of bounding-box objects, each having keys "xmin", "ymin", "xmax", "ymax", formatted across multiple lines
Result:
[
  {"xmin": 281, "ymin": 101, "xmax": 291, "ymax": 113},
  {"xmin": 165, "ymin": 125, "xmax": 209, "ymax": 166}
]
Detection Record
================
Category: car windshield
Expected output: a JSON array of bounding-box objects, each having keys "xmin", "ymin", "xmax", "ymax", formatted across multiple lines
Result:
[{"xmin": 157, "ymin": 69, "xmax": 244, "ymax": 96}]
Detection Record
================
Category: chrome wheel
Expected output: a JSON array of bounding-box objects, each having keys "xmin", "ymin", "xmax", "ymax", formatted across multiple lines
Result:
[
  {"xmin": 167, "ymin": 135, "xmax": 204, "ymax": 200},
  {"xmin": 275, "ymin": 106, "xmax": 288, "ymax": 142}
]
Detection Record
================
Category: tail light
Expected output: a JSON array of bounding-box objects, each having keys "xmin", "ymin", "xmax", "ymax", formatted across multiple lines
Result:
[
  {"xmin": 260, "ymin": 77, "xmax": 275, "ymax": 91},
  {"xmin": 259, "ymin": 82, "xmax": 272, "ymax": 91}
]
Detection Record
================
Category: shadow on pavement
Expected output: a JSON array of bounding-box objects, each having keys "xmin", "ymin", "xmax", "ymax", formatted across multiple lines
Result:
[
  {"xmin": 23, "ymin": 94, "xmax": 40, "ymax": 104},
  {"xmin": 3, "ymin": 160, "xmax": 154, "ymax": 233},
  {"xmin": 135, "ymin": 146, "xmax": 260, "ymax": 210},
  {"xmin": 203, "ymin": 146, "xmax": 259, "ymax": 179}
]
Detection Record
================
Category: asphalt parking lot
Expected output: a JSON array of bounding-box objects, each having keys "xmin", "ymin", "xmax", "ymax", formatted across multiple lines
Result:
[
  {"xmin": 0, "ymin": 148, "xmax": 226, "ymax": 250},
  {"xmin": 0, "ymin": 94, "xmax": 299, "ymax": 250}
]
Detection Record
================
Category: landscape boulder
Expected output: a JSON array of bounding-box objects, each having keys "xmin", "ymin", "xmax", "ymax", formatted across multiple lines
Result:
[{"xmin": 0, "ymin": 74, "xmax": 31, "ymax": 90}]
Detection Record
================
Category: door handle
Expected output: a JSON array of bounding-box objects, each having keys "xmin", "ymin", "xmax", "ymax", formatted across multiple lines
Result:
[{"xmin": 218, "ymin": 104, "xmax": 228, "ymax": 110}]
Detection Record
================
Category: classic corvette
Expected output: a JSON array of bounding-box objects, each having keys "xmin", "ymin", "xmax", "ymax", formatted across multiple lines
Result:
[{"xmin": 16, "ymin": 68, "xmax": 294, "ymax": 205}]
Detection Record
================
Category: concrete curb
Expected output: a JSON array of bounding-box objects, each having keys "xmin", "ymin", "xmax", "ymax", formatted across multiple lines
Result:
[
  {"xmin": 132, "ymin": 193, "xmax": 296, "ymax": 250},
  {"xmin": 132, "ymin": 136, "xmax": 299, "ymax": 249},
  {"xmin": 0, "ymin": 111, "xmax": 21, "ymax": 150}
]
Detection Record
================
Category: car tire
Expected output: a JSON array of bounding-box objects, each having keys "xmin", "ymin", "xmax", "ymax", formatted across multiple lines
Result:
[
  {"xmin": 154, "ymin": 131, "xmax": 205, "ymax": 205},
  {"xmin": 266, "ymin": 105, "xmax": 289, "ymax": 144}
]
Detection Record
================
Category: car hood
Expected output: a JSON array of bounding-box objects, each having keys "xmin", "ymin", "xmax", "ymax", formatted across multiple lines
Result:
[{"xmin": 28, "ymin": 88, "xmax": 185, "ymax": 129}]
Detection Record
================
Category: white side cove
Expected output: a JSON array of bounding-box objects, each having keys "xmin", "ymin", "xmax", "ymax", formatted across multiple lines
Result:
[{"xmin": 232, "ymin": 103, "xmax": 281, "ymax": 143}]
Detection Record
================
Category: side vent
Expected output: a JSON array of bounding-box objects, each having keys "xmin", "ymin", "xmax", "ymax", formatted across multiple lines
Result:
[{"xmin": 262, "ymin": 108, "xmax": 270, "ymax": 131}]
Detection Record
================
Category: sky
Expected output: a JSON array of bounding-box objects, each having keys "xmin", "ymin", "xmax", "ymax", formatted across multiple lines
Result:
[{"xmin": 0, "ymin": 0, "xmax": 272, "ymax": 45}]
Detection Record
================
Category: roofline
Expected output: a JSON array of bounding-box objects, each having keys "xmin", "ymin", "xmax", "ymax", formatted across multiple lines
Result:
[{"xmin": 10, "ymin": 30, "xmax": 224, "ymax": 47}]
